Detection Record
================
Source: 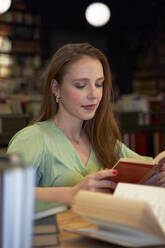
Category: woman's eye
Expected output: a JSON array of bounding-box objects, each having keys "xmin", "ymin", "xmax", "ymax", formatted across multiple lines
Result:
[
  {"xmin": 96, "ymin": 82, "xmax": 103, "ymax": 87},
  {"xmin": 75, "ymin": 85, "xmax": 85, "ymax": 89}
]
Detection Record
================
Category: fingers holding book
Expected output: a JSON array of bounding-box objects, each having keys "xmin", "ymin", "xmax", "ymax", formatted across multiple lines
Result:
[
  {"xmin": 160, "ymin": 163, "xmax": 165, "ymax": 171},
  {"xmin": 73, "ymin": 169, "xmax": 118, "ymax": 195},
  {"xmin": 158, "ymin": 170, "xmax": 165, "ymax": 187},
  {"xmin": 158, "ymin": 157, "xmax": 165, "ymax": 168},
  {"xmin": 82, "ymin": 169, "xmax": 118, "ymax": 190},
  {"xmin": 144, "ymin": 170, "xmax": 165, "ymax": 187}
]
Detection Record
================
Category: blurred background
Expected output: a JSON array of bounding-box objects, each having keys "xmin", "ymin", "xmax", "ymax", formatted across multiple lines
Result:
[
  {"xmin": 1, "ymin": 0, "xmax": 165, "ymax": 96},
  {"xmin": 27, "ymin": 0, "xmax": 165, "ymax": 94},
  {"xmin": 1, "ymin": 0, "xmax": 165, "ymax": 156}
]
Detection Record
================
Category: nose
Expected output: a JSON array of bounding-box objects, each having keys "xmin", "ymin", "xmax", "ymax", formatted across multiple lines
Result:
[{"xmin": 87, "ymin": 85, "xmax": 97, "ymax": 98}]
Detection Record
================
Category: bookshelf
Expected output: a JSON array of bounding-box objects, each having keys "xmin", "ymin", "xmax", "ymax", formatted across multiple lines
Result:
[
  {"xmin": 128, "ymin": 31, "xmax": 165, "ymax": 157},
  {"xmin": 0, "ymin": 113, "xmax": 30, "ymax": 146},
  {"xmin": 116, "ymin": 111, "xmax": 165, "ymax": 157},
  {"xmin": 132, "ymin": 32, "xmax": 165, "ymax": 96},
  {"xmin": 0, "ymin": 1, "xmax": 42, "ymax": 96}
]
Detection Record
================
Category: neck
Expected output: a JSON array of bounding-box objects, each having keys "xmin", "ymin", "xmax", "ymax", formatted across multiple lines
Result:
[{"xmin": 51, "ymin": 115, "xmax": 84, "ymax": 144}]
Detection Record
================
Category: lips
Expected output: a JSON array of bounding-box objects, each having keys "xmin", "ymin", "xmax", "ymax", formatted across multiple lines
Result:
[{"xmin": 82, "ymin": 104, "xmax": 97, "ymax": 110}]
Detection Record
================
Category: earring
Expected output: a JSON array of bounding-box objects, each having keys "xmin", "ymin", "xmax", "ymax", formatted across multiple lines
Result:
[{"xmin": 56, "ymin": 96, "xmax": 61, "ymax": 103}]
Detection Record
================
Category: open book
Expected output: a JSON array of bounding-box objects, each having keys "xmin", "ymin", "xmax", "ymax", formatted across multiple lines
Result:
[
  {"xmin": 65, "ymin": 184, "xmax": 165, "ymax": 247},
  {"xmin": 105, "ymin": 150, "xmax": 165, "ymax": 184}
]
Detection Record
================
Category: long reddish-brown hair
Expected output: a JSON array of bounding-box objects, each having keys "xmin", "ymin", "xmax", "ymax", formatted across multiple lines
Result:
[{"xmin": 31, "ymin": 43, "xmax": 122, "ymax": 168}]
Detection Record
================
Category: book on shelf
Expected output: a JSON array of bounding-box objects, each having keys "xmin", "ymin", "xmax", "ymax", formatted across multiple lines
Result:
[
  {"xmin": 133, "ymin": 132, "xmax": 148, "ymax": 155},
  {"xmin": 148, "ymin": 99, "xmax": 163, "ymax": 125},
  {"xmin": 105, "ymin": 150, "xmax": 165, "ymax": 184},
  {"xmin": 0, "ymin": 24, "xmax": 11, "ymax": 36},
  {"xmin": 66, "ymin": 183, "xmax": 165, "ymax": 247},
  {"xmin": 12, "ymin": 40, "xmax": 41, "ymax": 54},
  {"xmin": 33, "ymin": 201, "xmax": 68, "ymax": 247},
  {"xmin": 123, "ymin": 131, "xmax": 165, "ymax": 158},
  {"xmin": 133, "ymin": 79, "xmax": 157, "ymax": 95}
]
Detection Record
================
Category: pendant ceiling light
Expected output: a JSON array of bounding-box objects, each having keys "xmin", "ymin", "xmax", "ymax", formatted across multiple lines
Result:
[
  {"xmin": 0, "ymin": 0, "xmax": 12, "ymax": 14},
  {"xmin": 85, "ymin": 2, "xmax": 111, "ymax": 27}
]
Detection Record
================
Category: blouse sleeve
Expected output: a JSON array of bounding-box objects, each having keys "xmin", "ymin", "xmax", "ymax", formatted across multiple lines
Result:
[
  {"xmin": 7, "ymin": 125, "xmax": 45, "ymax": 185},
  {"xmin": 119, "ymin": 142, "xmax": 153, "ymax": 162}
]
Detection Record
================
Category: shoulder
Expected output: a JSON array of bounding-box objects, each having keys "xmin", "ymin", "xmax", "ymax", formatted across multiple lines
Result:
[
  {"xmin": 8, "ymin": 120, "xmax": 55, "ymax": 144},
  {"xmin": 118, "ymin": 141, "xmax": 153, "ymax": 161},
  {"xmin": 8, "ymin": 123, "xmax": 44, "ymax": 146},
  {"xmin": 119, "ymin": 142, "xmax": 140, "ymax": 158},
  {"xmin": 118, "ymin": 141, "xmax": 141, "ymax": 158},
  {"xmin": 7, "ymin": 122, "xmax": 47, "ymax": 165}
]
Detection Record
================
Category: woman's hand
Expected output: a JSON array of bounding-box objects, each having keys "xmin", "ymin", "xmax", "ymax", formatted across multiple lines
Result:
[
  {"xmin": 144, "ymin": 166, "xmax": 165, "ymax": 187},
  {"xmin": 72, "ymin": 169, "xmax": 118, "ymax": 196},
  {"xmin": 36, "ymin": 169, "xmax": 118, "ymax": 207}
]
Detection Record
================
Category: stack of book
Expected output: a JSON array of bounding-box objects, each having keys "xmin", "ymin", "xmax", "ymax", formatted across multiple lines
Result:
[{"xmin": 33, "ymin": 202, "xmax": 68, "ymax": 247}]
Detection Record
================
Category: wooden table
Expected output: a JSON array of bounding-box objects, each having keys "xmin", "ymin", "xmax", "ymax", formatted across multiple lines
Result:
[
  {"xmin": 55, "ymin": 210, "xmax": 123, "ymax": 248},
  {"xmin": 40, "ymin": 209, "xmax": 165, "ymax": 248}
]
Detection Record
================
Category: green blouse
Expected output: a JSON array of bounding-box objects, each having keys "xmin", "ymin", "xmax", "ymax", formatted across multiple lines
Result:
[
  {"xmin": 7, "ymin": 120, "xmax": 153, "ymax": 211},
  {"xmin": 7, "ymin": 120, "xmax": 153, "ymax": 188}
]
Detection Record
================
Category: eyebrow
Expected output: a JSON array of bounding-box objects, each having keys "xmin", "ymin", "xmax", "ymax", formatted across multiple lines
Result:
[{"xmin": 72, "ymin": 77, "xmax": 104, "ymax": 82}]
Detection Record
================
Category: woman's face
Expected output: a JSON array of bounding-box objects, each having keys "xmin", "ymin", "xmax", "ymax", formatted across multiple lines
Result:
[{"xmin": 53, "ymin": 55, "xmax": 104, "ymax": 122}]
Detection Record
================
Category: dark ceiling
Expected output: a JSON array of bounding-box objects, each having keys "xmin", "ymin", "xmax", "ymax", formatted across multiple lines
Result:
[
  {"xmin": 21, "ymin": 0, "xmax": 165, "ymax": 94},
  {"xmin": 24, "ymin": 0, "xmax": 165, "ymax": 32}
]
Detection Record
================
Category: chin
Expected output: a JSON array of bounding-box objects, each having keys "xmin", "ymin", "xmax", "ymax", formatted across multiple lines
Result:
[{"xmin": 82, "ymin": 113, "xmax": 96, "ymax": 121}]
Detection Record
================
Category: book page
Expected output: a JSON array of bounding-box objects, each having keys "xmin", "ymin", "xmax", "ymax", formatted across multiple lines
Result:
[
  {"xmin": 65, "ymin": 227, "xmax": 165, "ymax": 247},
  {"xmin": 116, "ymin": 157, "xmax": 153, "ymax": 165},
  {"xmin": 72, "ymin": 190, "xmax": 165, "ymax": 246},
  {"xmin": 35, "ymin": 205, "xmax": 67, "ymax": 220},
  {"xmin": 115, "ymin": 183, "xmax": 165, "ymax": 233},
  {"xmin": 72, "ymin": 190, "xmax": 164, "ymax": 237},
  {"xmin": 153, "ymin": 150, "xmax": 165, "ymax": 165}
]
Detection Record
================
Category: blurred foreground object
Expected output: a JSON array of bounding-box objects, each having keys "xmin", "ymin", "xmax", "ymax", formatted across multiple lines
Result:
[{"xmin": 0, "ymin": 154, "xmax": 35, "ymax": 248}]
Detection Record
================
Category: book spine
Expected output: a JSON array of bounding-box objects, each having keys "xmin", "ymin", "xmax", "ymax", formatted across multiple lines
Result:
[
  {"xmin": 134, "ymin": 132, "xmax": 148, "ymax": 156},
  {"xmin": 33, "ymin": 215, "xmax": 59, "ymax": 234},
  {"xmin": 125, "ymin": 133, "xmax": 136, "ymax": 151},
  {"xmin": 146, "ymin": 132, "xmax": 154, "ymax": 158},
  {"xmin": 33, "ymin": 215, "xmax": 60, "ymax": 247},
  {"xmin": 148, "ymin": 100, "xmax": 163, "ymax": 125},
  {"xmin": 123, "ymin": 133, "xmax": 129, "ymax": 147},
  {"xmin": 153, "ymin": 132, "xmax": 159, "ymax": 157},
  {"xmin": 33, "ymin": 233, "xmax": 59, "ymax": 247}
]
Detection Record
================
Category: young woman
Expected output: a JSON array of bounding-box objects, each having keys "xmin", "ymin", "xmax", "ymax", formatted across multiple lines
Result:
[{"xmin": 7, "ymin": 43, "xmax": 165, "ymax": 205}]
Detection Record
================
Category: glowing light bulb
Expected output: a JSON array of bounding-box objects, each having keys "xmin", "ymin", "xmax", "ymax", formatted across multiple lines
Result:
[
  {"xmin": 85, "ymin": 2, "xmax": 111, "ymax": 27},
  {"xmin": 0, "ymin": 0, "xmax": 12, "ymax": 14}
]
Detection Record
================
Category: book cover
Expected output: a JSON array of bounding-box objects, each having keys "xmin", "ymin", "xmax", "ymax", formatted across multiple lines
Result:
[
  {"xmin": 104, "ymin": 150, "xmax": 165, "ymax": 184},
  {"xmin": 134, "ymin": 132, "xmax": 148, "ymax": 156}
]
